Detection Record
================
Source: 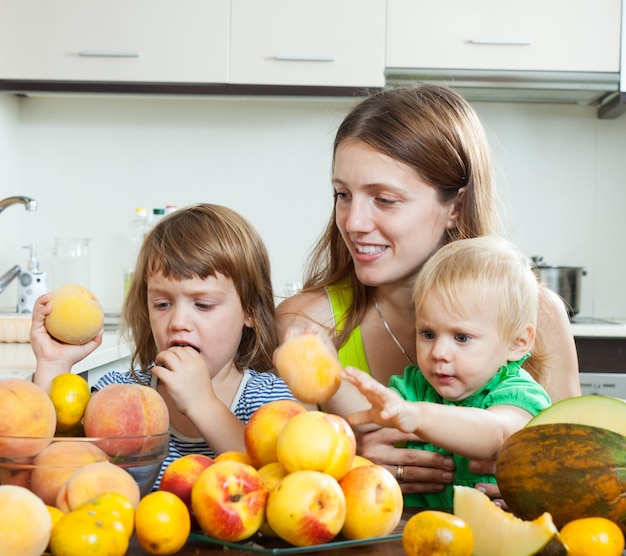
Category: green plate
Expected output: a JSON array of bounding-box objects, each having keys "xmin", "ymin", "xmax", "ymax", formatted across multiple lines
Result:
[{"xmin": 188, "ymin": 531, "xmax": 402, "ymax": 554}]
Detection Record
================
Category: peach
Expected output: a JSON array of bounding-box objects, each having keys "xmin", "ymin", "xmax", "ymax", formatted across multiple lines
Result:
[
  {"xmin": 159, "ymin": 454, "xmax": 215, "ymax": 528},
  {"xmin": 265, "ymin": 470, "xmax": 346, "ymax": 546},
  {"xmin": 30, "ymin": 440, "xmax": 110, "ymax": 505},
  {"xmin": 214, "ymin": 450, "xmax": 254, "ymax": 465},
  {"xmin": 257, "ymin": 461, "xmax": 289, "ymax": 537},
  {"xmin": 44, "ymin": 283, "xmax": 105, "ymax": 345},
  {"xmin": 276, "ymin": 410, "xmax": 356, "ymax": 480},
  {"xmin": 0, "ymin": 485, "xmax": 53, "ymax": 556},
  {"xmin": 0, "ymin": 458, "xmax": 33, "ymax": 489},
  {"xmin": 0, "ymin": 378, "xmax": 56, "ymax": 458},
  {"xmin": 191, "ymin": 460, "xmax": 268, "ymax": 542},
  {"xmin": 274, "ymin": 334, "xmax": 342, "ymax": 404},
  {"xmin": 350, "ymin": 455, "xmax": 375, "ymax": 469},
  {"xmin": 244, "ymin": 399, "xmax": 307, "ymax": 469},
  {"xmin": 83, "ymin": 383, "xmax": 169, "ymax": 456},
  {"xmin": 55, "ymin": 461, "xmax": 141, "ymax": 512},
  {"xmin": 339, "ymin": 464, "xmax": 403, "ymax": 539}
]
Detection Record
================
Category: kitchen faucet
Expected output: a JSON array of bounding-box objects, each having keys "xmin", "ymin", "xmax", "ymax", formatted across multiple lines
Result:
[
  {"xmin": 0, "ymin": 196, "xmax": 38, "ymax": 295},
  {"xmin": 0, "ymin": 195, "xmax": 37, "ymax": 214}
]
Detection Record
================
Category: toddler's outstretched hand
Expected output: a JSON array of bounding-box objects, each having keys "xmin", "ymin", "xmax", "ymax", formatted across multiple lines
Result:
[{"xmin": 342, "ymin": 366, "xmax": 414, "ymax": 433}]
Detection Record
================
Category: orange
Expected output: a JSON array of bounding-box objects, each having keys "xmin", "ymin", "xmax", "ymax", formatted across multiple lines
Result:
[
  {"xmin": 135, "ymin": 490, "xmax": 191, "ymax": 555},
  {"xmin": 46, "ymin": 504, "xmax": 66, "ymax": 529},
  {"xmin": 75, "ymin": 492, "xmax": 135, "ymax": 538},
  {"xmin": 560, "ymin": 517, "xmax": 625, "ymax": 556},
  {"xmin": 49, "ymin": 507, "xmax": 129, "ymax": 556},
  {"xmin": 214, "ymin": 450, "xmax": 254, "ymax": 466},
  {"xmin": 47, "ymin": 373, "xmax": 91, "ymax": 432},
  {"xmin": 402, "ymin": 510, "xmax": 474, "ymax": 556}
]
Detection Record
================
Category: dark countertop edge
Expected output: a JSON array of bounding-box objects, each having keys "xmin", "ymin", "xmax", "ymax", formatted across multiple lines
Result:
[{"xmin": 0, "ymin": 80, "xmax": 381, "ymax": 98}]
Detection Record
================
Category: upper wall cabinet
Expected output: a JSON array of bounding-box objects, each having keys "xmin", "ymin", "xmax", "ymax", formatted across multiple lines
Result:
[
  {"xmin": 386, "ymin": 0, "xmax": 621, "ymax": 73},
  {"xmin": 0, "ymin": 0, "xmax": 230, "ymax": 83},
  {"xmin": 229, "ymin": 0, "xmax": 386, "ymax": 87}
]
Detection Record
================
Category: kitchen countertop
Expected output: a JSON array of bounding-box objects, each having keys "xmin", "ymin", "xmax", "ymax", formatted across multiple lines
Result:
[
  {"xmin": 570, "ymin": 319, "xmax": 626, "ymax": 338},
  {"xmin": 0, "ymin": 331, "xmax": 130, "ymax": 379}
]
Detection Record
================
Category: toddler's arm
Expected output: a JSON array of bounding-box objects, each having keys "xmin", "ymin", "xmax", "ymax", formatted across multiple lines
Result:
[{"xmin": 343, "ymin": 366, "xmax": 533, "ymax": 460}]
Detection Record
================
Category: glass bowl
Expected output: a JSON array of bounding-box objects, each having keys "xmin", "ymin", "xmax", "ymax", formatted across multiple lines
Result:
[{"xmin": 0, "ymin": 432, "xmax": 169, "ymax": 500}]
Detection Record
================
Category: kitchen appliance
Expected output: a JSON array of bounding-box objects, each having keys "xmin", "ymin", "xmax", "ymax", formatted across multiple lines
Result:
[{"xmin": 531, "ymin": 256, "xmax": 586, "ymax": 318}]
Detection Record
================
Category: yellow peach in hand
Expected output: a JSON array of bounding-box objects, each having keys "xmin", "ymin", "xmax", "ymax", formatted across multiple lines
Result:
[
  {"xmin": 274, "ymin": 334, "xmax": 341, "ymax": 404},
  {"xmin": 44, "ymin": 283, "xmax": 105, "ymax": 345}
]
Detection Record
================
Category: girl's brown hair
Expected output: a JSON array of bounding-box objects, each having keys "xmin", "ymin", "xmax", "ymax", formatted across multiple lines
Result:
[{"xmin": 122, "ymin": 203, "xmax": 278, "ymax": 378}]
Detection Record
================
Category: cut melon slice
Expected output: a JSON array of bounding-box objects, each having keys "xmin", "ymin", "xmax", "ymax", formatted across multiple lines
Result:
[
  {"xmin": 527, "ymin": 394, "xmax": 626, "ymax": 436},
  {"xmin": 453, "ymin": 485, "xmax": 563, "ymax": 556}
]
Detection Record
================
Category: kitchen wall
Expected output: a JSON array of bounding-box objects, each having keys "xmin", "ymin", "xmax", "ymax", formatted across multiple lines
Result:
[{"xmin": 0, "ymin": 92, "xmax": 624, "ymax": 318}]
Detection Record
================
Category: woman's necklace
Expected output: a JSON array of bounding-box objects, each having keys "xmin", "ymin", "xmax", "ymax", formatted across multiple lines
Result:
[{"xmin": 373, "ymin": 297, "xmax": 415, "ymax": 366}]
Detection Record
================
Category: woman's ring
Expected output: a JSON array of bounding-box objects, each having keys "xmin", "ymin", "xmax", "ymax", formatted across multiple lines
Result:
[{"xmin": 396, "ymin": 464, "xmax": 404, "ymax": 482}]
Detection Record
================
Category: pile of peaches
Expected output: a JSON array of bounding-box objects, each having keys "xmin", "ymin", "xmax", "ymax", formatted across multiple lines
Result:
[
  {"xmin": 159, "ymin": 399, "xmax": 404, "ymax": 548},
  {"xmin": 0, "ymin": 377, "xmax": 169, "ymax": 542}
]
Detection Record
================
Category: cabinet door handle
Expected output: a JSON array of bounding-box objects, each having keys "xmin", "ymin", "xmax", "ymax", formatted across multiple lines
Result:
[
  {"xmin": 273, "ymin": 55, "xmax": 335, "ymax": 62},
  {"xmin": 78, "ymin": 50, "xmax": 141, "ymax": 58},
  {"xmin": 468, "ymin": 39, "xmax": 531, "ymax": 46}
]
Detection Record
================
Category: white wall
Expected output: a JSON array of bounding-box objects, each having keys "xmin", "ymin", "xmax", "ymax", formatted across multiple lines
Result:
[{"xmin": 0, "ymin": 93, "xmax": 624, "ymax": 319}]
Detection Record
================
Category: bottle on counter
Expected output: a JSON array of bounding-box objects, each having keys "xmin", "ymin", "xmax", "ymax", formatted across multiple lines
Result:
[
  {"xmin": 123, "ymin": 207, "xmax": 149, "ymax": 297},
  {"xmin": 150, "ymin": 208, "xmax": 165, "ymax": 229}
]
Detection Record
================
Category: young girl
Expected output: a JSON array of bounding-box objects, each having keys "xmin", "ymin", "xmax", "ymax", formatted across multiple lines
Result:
[
  {"xmin": 31, "ymin": 203, "xmax": 296, "ymax": 485},
  {"xmin": 340, "ymin": 236, "xmax": 551, "ymax": 509}
]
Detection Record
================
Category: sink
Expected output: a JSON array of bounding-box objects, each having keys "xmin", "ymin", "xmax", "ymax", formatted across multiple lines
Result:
[{"xmin": 0, "ymin": 314, "xmax": 31, "ymax": 343}]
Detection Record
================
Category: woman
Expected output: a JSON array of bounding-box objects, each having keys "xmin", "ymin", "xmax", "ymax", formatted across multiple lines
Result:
[{"xmin": 277, "ymin": 85, "xmax": 580, "ymax": 501}]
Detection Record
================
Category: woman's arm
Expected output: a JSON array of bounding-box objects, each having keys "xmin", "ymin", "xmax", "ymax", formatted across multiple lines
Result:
[
  {"xmin": 276, "ymin": 290, "xmax": 335, "ymax": 339},
  {"xmin": 535, "ymin": 286, "xmax": 581, "ymax": 402}
]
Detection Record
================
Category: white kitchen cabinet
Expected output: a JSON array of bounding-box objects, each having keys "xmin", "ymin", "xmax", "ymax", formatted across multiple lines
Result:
[
  {"xmin": 229, "ymin": 0, "xmax": 386, "ymax": 87},
  {"xmin": 386, "ymin": 0, "xmax": 621, "ymax": 73},
  {"xmin": 0, "ymin": 0, "xmax": 229, "ymax": 83}
]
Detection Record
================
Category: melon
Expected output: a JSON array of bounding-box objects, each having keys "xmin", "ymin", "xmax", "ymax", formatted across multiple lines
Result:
[
  {"xmin": 527, "ymin": 394, "xmax": 626, "ymax": 435},
  {"xmin": 453, "ymin": 485, "xmax": 564, "ymax": 556},
  {"xmin": 497, "ymin": 423, "xmax": 626, "ymax": 535}
]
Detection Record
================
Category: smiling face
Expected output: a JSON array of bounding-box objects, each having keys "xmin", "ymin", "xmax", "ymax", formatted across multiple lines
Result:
[
  {"xmin": 333, "ymin": 140, "xmax": 460, "ymax": 288},
  {"xmin": 147, "ymin": 271, "xmax": 253, "ymax": 377}
]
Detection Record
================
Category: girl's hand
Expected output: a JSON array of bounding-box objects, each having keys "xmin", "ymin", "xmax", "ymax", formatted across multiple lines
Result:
[
  {"xmin": 356, "ymin": 427, "xmax": 455, "ymax": 494},
  {"xmin": 152, "ymin": 346, "xmax": 216, "ymax": 415},
  {"xmin": 31, "ymin": 293, "xmax": 103, "ymax": 388}
]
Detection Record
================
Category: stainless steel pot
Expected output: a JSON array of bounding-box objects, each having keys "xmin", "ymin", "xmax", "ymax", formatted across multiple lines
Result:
[{"xmin": 531, "ymin": 256, "xmax": 586, "ymax": 318}]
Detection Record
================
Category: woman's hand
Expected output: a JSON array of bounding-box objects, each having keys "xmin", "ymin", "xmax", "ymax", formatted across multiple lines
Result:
[
  {"xmin": 356, "ymin": 427, "xmax": 455, "ymax": 494},
  {"xmin": 31, "ymin": 293, "xmax": 103, "ymax": 389},
  {"xmin": 469, "ymin": 459, "xmax": 507, "ymax": 507}
]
